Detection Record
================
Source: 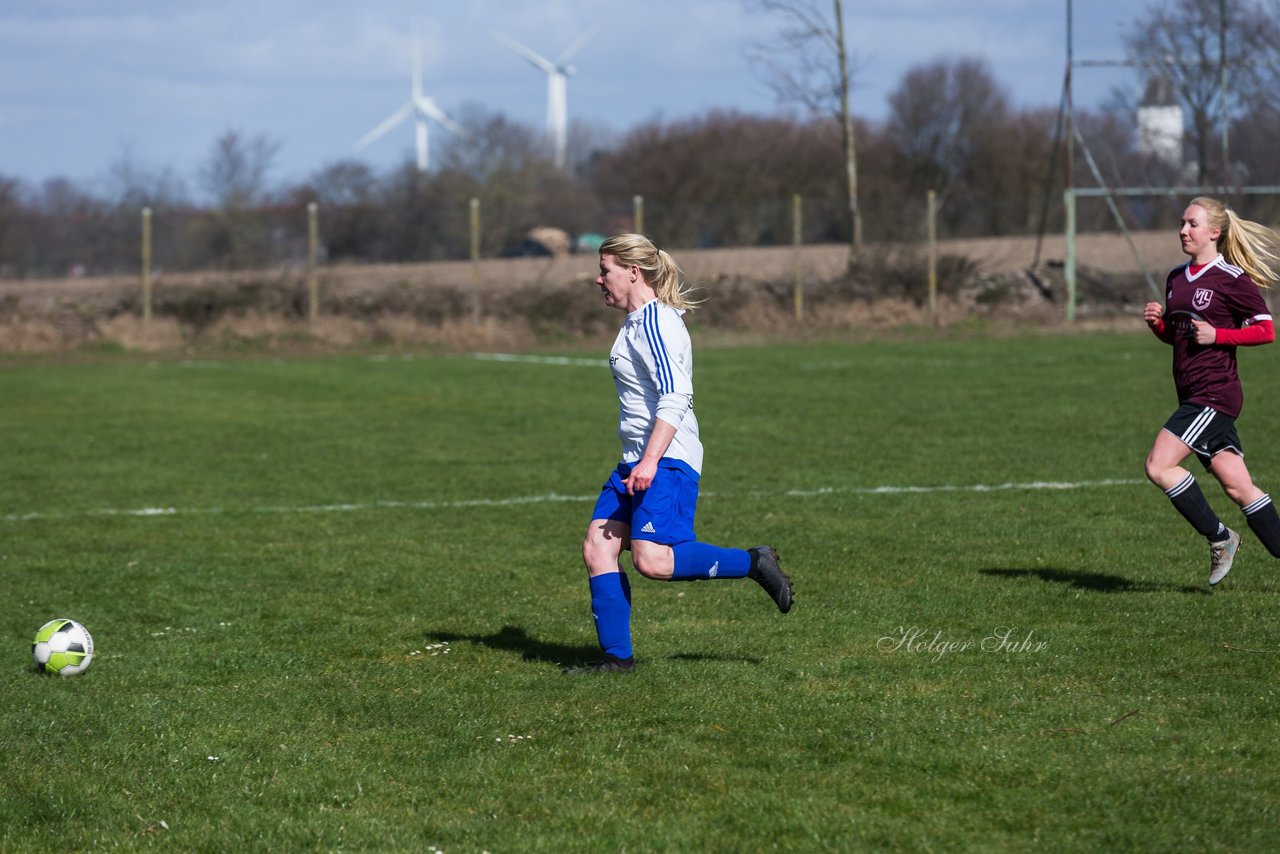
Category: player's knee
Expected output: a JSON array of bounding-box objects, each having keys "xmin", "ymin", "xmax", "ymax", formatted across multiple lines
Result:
[
  {"xmin": 631, "ymin": 562, "xmax": 661, "ymax": 580},
  {"xmin": 581, "ymin": 536, "xmax": 613, "ymax": 571},
  {"xmin": 1222, "ymin": 481, "xmax": 1255, "ymax": 506},
  {"xmin": 630, "ymin": 545, "xmax": 670, "ymax": 580},
  {"xmin": 1144, "ymin": 456, "xmax": 1174, "ymax": 487}
]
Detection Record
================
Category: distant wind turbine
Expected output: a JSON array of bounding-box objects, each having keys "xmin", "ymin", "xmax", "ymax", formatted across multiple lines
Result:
[
  {"xmin": 355, "ymin": 23, "xmax": 464, "ymax": 172},
  {"xmin": 493, "ymin": 25, "xmax": 600, "ymax": 170}
]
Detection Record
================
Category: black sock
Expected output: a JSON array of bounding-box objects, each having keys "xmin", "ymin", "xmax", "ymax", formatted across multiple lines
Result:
[
  {"xmin": 1166, "ymin": 473, "xmax": 1227, "ymax": 540},
  {"xmin": 1244, "ymin": 494, "xmax": 1280, "ymax": 557}
]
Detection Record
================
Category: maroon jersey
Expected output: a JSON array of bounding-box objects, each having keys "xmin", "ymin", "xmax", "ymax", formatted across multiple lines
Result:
[{"xmin": 1164, "ymin": 254, "xmax": 1272, "ymax": 417}]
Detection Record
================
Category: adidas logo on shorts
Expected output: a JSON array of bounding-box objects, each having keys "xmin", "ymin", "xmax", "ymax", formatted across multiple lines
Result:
[{"xmin": 640, "ymin": 522, "xmax": 656, "ymax": 534}]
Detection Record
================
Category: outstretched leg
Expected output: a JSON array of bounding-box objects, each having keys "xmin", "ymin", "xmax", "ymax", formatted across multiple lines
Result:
[{"xmin": 630, "ymin": 540, "xmax": 793, "ymax": 613}]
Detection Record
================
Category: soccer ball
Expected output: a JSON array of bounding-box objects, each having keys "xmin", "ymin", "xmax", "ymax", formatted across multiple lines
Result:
[{"xmin": 32, "ymin": 619, "xmax": 94, "ymax": 676}]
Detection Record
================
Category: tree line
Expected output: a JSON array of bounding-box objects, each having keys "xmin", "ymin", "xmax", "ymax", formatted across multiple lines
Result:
[{"xmin": 2, "ymin": 0, "xmax": 1279, "ymax": 279}]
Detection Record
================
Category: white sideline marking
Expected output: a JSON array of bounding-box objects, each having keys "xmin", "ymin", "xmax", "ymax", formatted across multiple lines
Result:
[
  {"xmin": 160, "ymin": 353, "xmax": 608, "ymax": 368},
  {"xmin": 466, "ymin": 353, "xmax": 608, "ymax": 367},
  {"xmin": 1, "ymin": 479, "xmax": 1145, "ymax": 524},
  {"xmin": 783, "ymin": 478, "xmax": 1145, "ymax": 497}
]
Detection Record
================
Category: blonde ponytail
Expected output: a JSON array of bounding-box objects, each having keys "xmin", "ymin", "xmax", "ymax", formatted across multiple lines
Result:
[
  {"xmin": 599, "ymin": 234, "xmax": 703, "ymax": 309},
  {"xmin": 1190, "ymin": 196, "xmax": 1280, "ymax": 287}
]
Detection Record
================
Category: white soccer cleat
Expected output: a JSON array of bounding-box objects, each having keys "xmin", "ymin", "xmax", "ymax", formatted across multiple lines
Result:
[{"xmin": 1209, "ymin": 528, "xmax": 1241, "ymax": 587}]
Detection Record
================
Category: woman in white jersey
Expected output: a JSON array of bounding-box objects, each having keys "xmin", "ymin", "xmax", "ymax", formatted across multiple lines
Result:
[
  {"xmin": 1142, "ymin": 197, "xmax": 1280, "ymax": 586},
  {"xmin": 565, "ymin": 233, "xmax": 793, "ymax": 674}
]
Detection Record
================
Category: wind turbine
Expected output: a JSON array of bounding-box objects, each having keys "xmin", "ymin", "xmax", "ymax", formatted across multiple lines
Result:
[
  {"xmin": 355, "ymin": 23, "xmax": 464, "ymax": 172},
  {"xmin": 493, "ymin": 25, "xmax": 600, "ymax": 170}
]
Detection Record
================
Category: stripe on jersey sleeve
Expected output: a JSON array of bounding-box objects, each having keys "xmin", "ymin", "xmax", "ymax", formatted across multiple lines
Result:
[
  {"xmin": 1216, "ymin": 256, "xmax": 1244, "ymax": 277},
  {"xmin": 643, "ymin": 302, "xmax": 675, "ymax": 393}
]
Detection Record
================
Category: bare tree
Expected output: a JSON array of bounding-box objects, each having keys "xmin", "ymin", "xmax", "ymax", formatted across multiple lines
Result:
[
  {"xmin": 588, "ymin": 111, "xmax": 845, "ymax": 248},
  {"xmin": 1121, "ymin": 0, "xmax": 1280, "ymax": 184},
  {"xmin": 288, "ymin": 160, "xmax": 382, "ymax": 262},
  {"xmin": 195, "ymin": 130, "xmax": 281, "ymax": 268},
  {"xmin": 199, "ymin": 130, "xmax": 280, "ymax": 211},
  {"xmin": 747, "ymin": 0, "xmax": 861, "ymax": 269},
  {"xmin": 886, "ymin": 58, "xmax": 1009, "ymax": 201},
  {"xmin": 0, "ymin": 175, "xmax": 32, "ymax": 277}
]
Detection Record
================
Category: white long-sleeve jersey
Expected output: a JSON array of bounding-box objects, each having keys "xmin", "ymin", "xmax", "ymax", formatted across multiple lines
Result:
[{"xmin": 609, "ymin": 298, "xmax": 703, "ymax": 475}]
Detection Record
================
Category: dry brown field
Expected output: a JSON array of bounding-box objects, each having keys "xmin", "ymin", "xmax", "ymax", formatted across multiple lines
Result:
[
  {"xmin": 0, "ymin": 231, "xmax": 1181, "ymax": 355},
  {"xmin": 0, "ymin": 230, "xmax": 1181, "ymax": 297}
]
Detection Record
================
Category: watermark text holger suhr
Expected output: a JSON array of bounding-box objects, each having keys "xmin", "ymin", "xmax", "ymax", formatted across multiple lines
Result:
[{"xmin": 877, "ymin": 626, "xmax": 1048, "ymax": 662}]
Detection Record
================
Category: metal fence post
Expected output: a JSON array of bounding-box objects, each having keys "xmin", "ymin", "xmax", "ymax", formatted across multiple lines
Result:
[{"xmin": 1064, "ymin": 189, "xmax": 1077, "ymax": 323}]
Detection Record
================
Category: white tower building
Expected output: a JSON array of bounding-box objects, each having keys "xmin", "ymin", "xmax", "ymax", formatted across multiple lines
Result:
[{"xmin": 1137, "ymin": 74, "xmax": 1183, "ymax": 169}]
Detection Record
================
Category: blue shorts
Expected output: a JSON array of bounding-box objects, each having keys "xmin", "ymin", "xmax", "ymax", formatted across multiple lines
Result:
[{"xmin": 590, "ymin": 460, "xmax": 700, "ymax": 546}]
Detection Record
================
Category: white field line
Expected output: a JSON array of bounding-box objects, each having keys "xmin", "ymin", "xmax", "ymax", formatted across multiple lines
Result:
[
  {"xmin": 1, "ymin": 479, "xmax": 1145, "ymax": 524},
  {"xmin": 464, "ymin": 353, "xmax": 608, "ymax": 367},
  {"xmin": 780, "ymin": 478, "xmax": 1145, "ymax": 497},
  {"xmin": 159, "ymin": 353, "xmax": 609, "ymax": 369}
]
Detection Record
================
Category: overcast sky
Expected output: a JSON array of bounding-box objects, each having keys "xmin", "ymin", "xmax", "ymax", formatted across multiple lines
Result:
[{"xmin": 0, "ymin": 0, "xmax": 1137, "ymax": 194}]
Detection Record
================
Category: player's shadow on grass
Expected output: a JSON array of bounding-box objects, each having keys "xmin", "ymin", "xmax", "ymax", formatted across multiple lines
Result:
[
  {"xmin": 981, "ymin": 567, "xmax": 1207, "ymax": 595},
  {"xmin": 426, "ymin": 627, "xmax": 766, "ymax": 668},
  {"xmin": 668, "ymin": 652, "xmax": 764, "ymax": 665},
  {"xmin": 427, "ymin": 626, "xmax": 599, "ymax": 666}
]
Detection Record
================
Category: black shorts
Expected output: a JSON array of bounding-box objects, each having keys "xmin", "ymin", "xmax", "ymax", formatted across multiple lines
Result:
[{"xmin": 1162, "ymin": 403, "xmax": 1244, "ymax": 469}]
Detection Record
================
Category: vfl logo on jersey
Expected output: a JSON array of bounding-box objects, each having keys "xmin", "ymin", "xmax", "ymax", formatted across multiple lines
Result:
[{"xmin": 1193, "ymin": 288, "xmax": 1214, "ymax": 311}]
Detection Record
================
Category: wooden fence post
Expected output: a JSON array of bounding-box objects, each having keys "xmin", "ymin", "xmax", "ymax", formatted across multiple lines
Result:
[
  {"xmin": 141, "ymin": 207, "xmax": 153, "ymax": 328},
  {"xmin": 306, "ymin": 202, "xmax": 319, "ymax": 324},
  {"xmin": 469, "ymin": 198, "xmax": 482, "ymax": 322},
  {"xmin": 926, "ymin": 190, "xmax": 938, "ymax": 324},
  {"xmin": 792, "ymin": 193, "xmax": 804, "ymax": 322}
]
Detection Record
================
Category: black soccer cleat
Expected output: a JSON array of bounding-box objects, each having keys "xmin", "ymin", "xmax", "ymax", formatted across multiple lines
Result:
[
  {"xmin": 748, "ymin": 545, "xmax": 793, "ymax": 613},
  {"xmin": 562, "ymin": 654, "xmax": 636, "ymax": 675}
]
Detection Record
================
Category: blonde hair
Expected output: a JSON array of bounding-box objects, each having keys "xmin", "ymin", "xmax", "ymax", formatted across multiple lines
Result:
[
  {"xmin": 1189, "ymin": 196, "xmax": 1280, "ymax": 288},
  {"xmin": 599, "ymin": 233, "xmax": 702, "ymax": 309}
]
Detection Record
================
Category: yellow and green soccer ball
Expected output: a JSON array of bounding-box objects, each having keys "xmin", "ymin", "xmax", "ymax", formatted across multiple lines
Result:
[{"xmin": 32, "ymin": 619, "xmax": 94, "ymax": 676}]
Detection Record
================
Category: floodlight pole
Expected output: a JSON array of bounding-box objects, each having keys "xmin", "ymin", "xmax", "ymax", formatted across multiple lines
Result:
[
  {"xmin": 1065, "ymin": 0, "xmax": 1074, "ymax": 194},
  {"xmin": 1220, "ymin": 0, "xmax": 1230, "ymax": 187},
  {"xmin": 1064, "ymin": 0, "xmax": 1077, "ymax": 322}
]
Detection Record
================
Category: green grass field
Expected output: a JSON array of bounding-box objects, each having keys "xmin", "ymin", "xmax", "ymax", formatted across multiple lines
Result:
[{"xmin": 3, "ymin": 333, "xmax": 1279, "ymax": 851}]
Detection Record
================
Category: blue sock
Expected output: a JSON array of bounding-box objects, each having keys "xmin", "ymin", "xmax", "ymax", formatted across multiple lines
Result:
[
  {"xmin": 671, "ymin": 541, "xmax": 751, "ymax": 580},
  {"xmin": 589, "ymin": 572, "xmax": 632, "ymax": 659}
]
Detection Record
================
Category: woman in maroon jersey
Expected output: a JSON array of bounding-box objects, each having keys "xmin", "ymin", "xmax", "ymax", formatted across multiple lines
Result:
[{"xmin": 1143, "ymin": 196, "xmax": 1280, "ymax": 586}]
